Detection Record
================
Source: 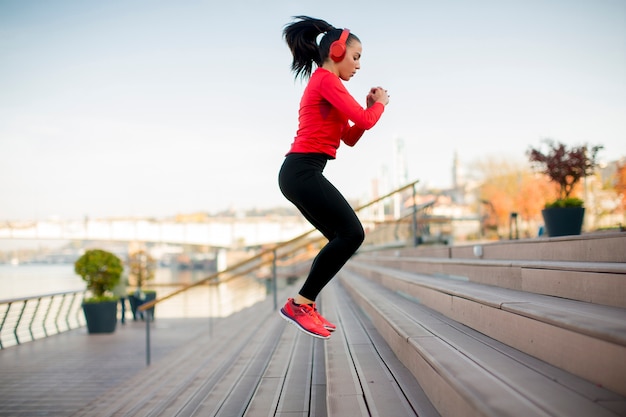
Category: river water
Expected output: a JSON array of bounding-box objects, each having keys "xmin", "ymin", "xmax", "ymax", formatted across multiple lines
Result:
[
  {"xmin": 0, "ymin": 264, "xmax": 271, "ymax": 318},
  {"xmin": 0, "ymin": 263, "xmax": 242, "ymax": 300},
  {"xmin": 0, "ymin": 264, "xmax": 84, "ymax": 300}
]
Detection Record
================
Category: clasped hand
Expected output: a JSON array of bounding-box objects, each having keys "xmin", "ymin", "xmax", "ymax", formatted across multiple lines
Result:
[{"xmin": 366, "ymin": 87, "xmax": 390, "ymax": 108}]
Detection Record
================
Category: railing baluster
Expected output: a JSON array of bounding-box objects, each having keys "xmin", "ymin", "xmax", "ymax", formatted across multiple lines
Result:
[
  {"xmin": 66, "ymin": 293, "xmax": 77, "ymax": 329},
  {"xmin": 14, "ymin": 300, "xmax": 28, "ymax": 346},
  {"xmin": 54, "ymin": 293, "xmax": 67, "ymax": 334},
  {"xmin": 0, "ymin": 302, "xmax": 12, "ymax": 349},
  {"xmin": 42, "ymin": 295, "xmax": 53, "ymax": 337},
  {"xmin": 28, "ymin": 298, "xmax": 42, "ymax": 342}
]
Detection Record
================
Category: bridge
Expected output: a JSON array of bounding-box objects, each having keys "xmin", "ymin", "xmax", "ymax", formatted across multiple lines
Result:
[{"xmin": 0, "ymin": 216, "xmax": 314, "ymax": 248}]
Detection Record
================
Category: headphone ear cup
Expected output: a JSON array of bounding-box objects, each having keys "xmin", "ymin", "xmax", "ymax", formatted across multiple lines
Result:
[
  {"xmin": 329, "ymin": 29, "xmax": 350, "ymax": 63},
  {"xmin": 329, "ymin": 41, "xmax": 346, "ymax": 62}
]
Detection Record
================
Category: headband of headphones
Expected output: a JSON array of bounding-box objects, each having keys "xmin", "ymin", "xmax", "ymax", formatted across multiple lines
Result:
[{"xmin": 329, "ymin": 28, "xmax": 350, "ymax": 62}]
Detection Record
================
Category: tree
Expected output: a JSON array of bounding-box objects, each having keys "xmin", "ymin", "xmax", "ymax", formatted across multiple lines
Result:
[
  {"xmin": 472, "ymin": 156, "xmax": 554, "ymax": 237},
  {"xmin": 127, "ymin": 249, "xmax": 156, "ymax": 291},
  {"xmin": 515, "ymin": 174, "xmax": 554, "ymax": 220}
]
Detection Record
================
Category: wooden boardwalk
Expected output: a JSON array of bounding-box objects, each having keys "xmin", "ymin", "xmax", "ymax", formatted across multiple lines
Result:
[
  {"xmin": 0, "ymin": 282, "xmax": 436, "ymax": 416},
  {"xmin": 1, "ymin": 231, "xmax": 625, "ymax": 416}
]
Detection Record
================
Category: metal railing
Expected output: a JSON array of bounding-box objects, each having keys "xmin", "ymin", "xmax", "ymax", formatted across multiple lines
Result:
[
  {"xmin": 0, "ymin": 290, "xmax": 86, "ymax": 349},
  {"xmin": 138, "ymin": 180, "xmax": 429, "ymax": 365}
]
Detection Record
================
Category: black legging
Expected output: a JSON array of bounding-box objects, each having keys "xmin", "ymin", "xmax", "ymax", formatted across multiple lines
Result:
[{"xmin": 278, "ymin": 153, "xmax": 365, "ymax": 301}]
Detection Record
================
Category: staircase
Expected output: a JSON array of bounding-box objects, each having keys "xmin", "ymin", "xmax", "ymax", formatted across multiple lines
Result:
[
  {"xmin": 338, "ymin": 231, "xmax": 626, "ymax": 416},
  {"xmin": 71, "ymin": 231, "xmax": 626, "ymax": 416}
]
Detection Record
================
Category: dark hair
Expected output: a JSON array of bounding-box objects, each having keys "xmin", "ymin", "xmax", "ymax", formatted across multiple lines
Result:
[{"xmin": 283, "ymin": 16, "xmax": 359, "ymax": 80}]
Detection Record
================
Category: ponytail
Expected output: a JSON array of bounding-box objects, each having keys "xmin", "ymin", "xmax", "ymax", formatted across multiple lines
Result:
[{"xmin": 283, "ymin": 16, "xmax": 357, "ymax": 80}]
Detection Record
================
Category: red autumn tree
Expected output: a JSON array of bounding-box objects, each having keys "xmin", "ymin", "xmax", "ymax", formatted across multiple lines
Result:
[{"xmin": 527, "ymin": 139, "xmax": 602, "ymax": 205}]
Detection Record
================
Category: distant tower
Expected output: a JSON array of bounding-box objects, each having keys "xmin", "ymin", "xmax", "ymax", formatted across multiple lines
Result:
[
  {"xmin": 393, "ymin": 137, "xmax": 409, "ymax": 217},
  {"xmin": 452, "ymin": 150, "xmax": 459, "ymax": 191},
  {"xmin": 451, "ymin": 150, "xmax": 465, "ymax": 204},
  {"xmin": 393, "ymin": 137, "xmax": 409, "ymax": 188}
]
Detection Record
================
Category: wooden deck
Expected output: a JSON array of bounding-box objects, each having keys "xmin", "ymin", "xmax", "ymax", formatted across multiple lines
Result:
[
  {"xmin": 1, "ymin": 231, "xmax": 625, "ymax": 416},
  {"xmin": 65, "ymin": 278, "xmax": 437, "ymax": 417}
]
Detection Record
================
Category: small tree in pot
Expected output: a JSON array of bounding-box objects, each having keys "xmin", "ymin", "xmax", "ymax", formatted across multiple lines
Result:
[
  {"xmin": 527, "ymin": 139, "xmax": 602, "ymax": 236},
  {"xmin": 127, "ymin": 249, "xmax": 157, "ymax": 321},
  {"xmin": 75, "ymin": 249, "xmax": 124, "ymax": 333}
]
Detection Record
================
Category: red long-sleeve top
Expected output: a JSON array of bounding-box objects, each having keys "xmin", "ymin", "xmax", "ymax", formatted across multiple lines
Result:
[{"xmin": 286, "ymin": 67, "xmax": 385, "ymax": 159}]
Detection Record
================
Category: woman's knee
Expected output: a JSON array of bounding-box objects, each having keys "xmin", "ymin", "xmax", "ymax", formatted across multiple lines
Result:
[{"xmin": 345, "ymin": 223, "xmax": 365, "ymax": 249}]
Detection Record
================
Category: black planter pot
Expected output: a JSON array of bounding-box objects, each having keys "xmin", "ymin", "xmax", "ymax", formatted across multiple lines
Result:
[
  {"xmin": 82, "ymin": 301, "xmax": 117, "ymax": 334},
  {"xmin": 128, "ymin": 291, "xmax": 156, "ymax": 321},
  {"xmin": 541, "ymin": 206, "xmax": 585, "ymax": 237}
]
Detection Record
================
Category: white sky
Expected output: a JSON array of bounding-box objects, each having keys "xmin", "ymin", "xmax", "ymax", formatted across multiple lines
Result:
[{"xmin": 1, "ymin": 0, "xmax": 625, "ymax": 221}]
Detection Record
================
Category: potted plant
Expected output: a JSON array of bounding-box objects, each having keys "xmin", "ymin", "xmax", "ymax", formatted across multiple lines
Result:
[
  {"xmin": 74, "ymin": 249, "xmax": 124, "ymax": 333},
  {"xmin": 127, "ymin": 249, "xmax": 157, "ymax": 321},
  {"xmin": 527, "ymin": 139, "xmax": 602, "ymax": 236}
]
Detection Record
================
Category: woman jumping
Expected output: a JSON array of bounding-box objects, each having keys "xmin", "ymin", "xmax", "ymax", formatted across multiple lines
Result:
[{"xmin": 278, "ymin": 16, "xmax": 390, "ymax": 339}]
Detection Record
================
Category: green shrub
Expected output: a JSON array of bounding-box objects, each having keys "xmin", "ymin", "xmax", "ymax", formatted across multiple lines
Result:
[
  {"xmin": 75, "ymin": 249, "xmax": 123, "ymax": 300},
  {"xmin": 544, "ymin": 197, "xmax": 584, "ymax": 208}
]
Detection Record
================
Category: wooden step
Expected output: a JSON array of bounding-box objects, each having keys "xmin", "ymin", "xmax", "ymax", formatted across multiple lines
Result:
[
  {"xmin": 357, "ymin": 254, "xmax": 626, "ymax": 308},
  {"xmin": 346, "ymin": 260, "xmax": 626, "ymax": 397},
  {"xmin": 338, "ymin": 269, "xmax": 626, "ymax": 417},
  {"xmin": 449, "ymin": 232, "xmax": 626, "ymax": 263},
  {"xmin": 373, "ymin": 231, "xmax": 626, "ymax": 263}
]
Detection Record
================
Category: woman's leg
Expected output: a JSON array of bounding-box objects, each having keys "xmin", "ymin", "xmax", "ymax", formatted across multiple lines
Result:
[{"xmin": 279, "ymin": 154, "xmax": 365, "ymax": 301}]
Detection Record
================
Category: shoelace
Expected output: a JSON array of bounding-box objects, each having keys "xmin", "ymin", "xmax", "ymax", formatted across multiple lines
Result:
[
  {"xmin": 310, "ymin": 303, "xmax": 326, "ymax": 320},
  {"xmin": 298, "ymin": 303, "xmax": 323, "ymax": 325}
]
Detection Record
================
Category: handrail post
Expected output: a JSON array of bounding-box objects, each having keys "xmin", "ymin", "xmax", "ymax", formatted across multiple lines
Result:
[
  {"xmin": 412, "ymin": 182, "xmax": 419, "ymax": 246},
  {"xmin": 146, "ymin": 310, "xmax": 151, "ymax": 366},
  {"xmin": 272, "ymin": 249, "xmax": 278, "ymax": 311}
]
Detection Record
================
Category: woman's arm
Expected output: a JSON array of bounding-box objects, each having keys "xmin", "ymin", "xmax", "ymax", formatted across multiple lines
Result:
[
  {"xmin": 340, "ymin": 86, "xmax": 389, "ymax": 146},
  {"xmin": 321, "ymin": 73, "xmax": 386, "ymax": 130}
]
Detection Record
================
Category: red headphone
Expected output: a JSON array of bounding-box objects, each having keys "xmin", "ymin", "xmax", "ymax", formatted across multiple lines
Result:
[{"xmin": 329, "ymin": 29, "xmax": 350, "ymax": 62}]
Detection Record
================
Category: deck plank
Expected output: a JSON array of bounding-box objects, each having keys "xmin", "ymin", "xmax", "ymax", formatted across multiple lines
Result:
[
  {"xmin": 243, "ymin": 320, "xmax": 298, "ymax": 417},
  {"xmin": 326, "ymin": 282, "xmax": 423, "ymax": 417},
  {"xmin": 331, "ymin": 282, "xmax": 442, "ymax": 417},
  {"xmin": 185, "ymin": 316, "xmax": 286, "ymax": 416},
  {"xmin": 274, "ymin": 328, "xmax": 316, "ymax": 416}
]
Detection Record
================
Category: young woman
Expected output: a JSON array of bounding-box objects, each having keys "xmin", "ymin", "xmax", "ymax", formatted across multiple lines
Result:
[{"xmin": 278, "ymin": 16, "xmax": 390, "ymax": 339}]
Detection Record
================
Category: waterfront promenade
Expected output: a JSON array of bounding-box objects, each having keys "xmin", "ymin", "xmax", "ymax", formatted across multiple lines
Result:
[
  {"xmin": 0, "ymin": 272, "xmax": 438, "ymax": 417},
  {"xmin": 1, "ymin": 232, "xmax": 625, "ymax": 416},
  {"xmin": 0, "ymin": 277, "xmax": 271, "ymax": 416}
]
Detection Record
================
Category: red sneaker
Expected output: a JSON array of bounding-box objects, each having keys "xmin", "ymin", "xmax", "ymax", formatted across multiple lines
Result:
[
  {"xmin": 311, "ymin": 303, "xmax": 336, "ymax": 332},
  {"xmin": 280, "ymin": 298, "xmax": 331, "ymax": 339}
]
